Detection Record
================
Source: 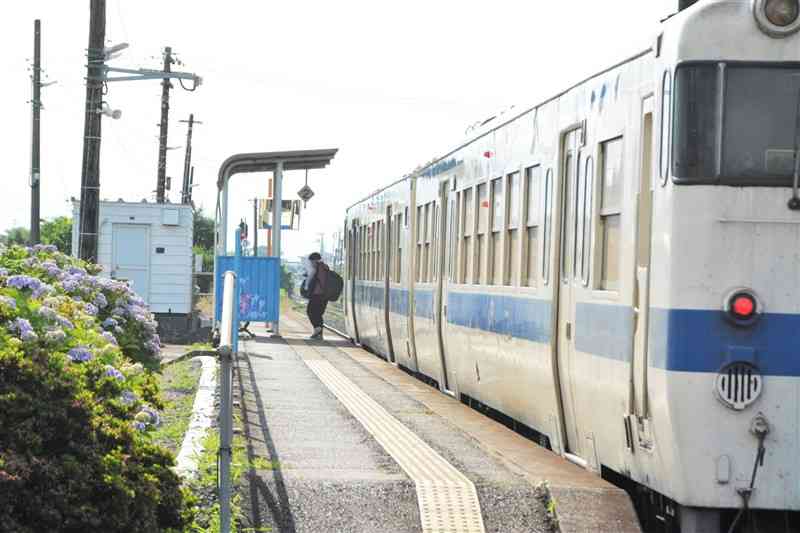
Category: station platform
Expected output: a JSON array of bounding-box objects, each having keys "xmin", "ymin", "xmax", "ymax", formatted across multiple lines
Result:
[{"xmin": 233, "ymin": 311, "xmax": 641, "ymax": 533}]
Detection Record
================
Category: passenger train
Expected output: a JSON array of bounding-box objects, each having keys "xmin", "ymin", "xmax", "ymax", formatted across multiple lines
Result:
[{"xmin": 343, "ymin": 0, "xmax": 800, "ymax": 531}]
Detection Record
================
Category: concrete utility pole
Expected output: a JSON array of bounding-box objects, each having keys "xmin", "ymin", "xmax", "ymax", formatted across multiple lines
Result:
[
  {"xmin": 30, "ymin": 19, "xmax": 42, "ymax": 245},
  {"xmin": 187, "ymin": 166, "xmax": 195, "ymax": 204},
  {"xmin": 252, "ymin": 197, "xmax": 259, "ymax": 256},
  {"xmin": 155, "ymin": 46, "xmax": 173, "ymax": 203},
  {"xmin": 179, "ymin": 114, "xmax": 201, "ymax": 204},
  {"xmin": 78, "ymin": 0, "xmax": 106, "ymax": 262}
]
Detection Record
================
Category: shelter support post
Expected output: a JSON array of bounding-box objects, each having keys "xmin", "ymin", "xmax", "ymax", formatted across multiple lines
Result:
[{"xmin": 271, "ymin": 161, "xmax": 283, "ymax": 336}]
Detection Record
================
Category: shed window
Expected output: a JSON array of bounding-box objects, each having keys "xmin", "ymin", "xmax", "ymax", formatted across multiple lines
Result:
[{"xmin": 599, "ymin": 138, "xmax": 623, "ymax": 291}]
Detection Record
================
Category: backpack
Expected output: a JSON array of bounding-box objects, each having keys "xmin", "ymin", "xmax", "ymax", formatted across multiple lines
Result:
[{"xmin": 325, "ymin": 270, "xmax": 344, "ymax": 302}]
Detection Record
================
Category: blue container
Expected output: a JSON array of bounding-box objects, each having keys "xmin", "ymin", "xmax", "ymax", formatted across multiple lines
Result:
[{"xmin": 215, "ymin": 256, "xmax": 281, "ymax": 322}]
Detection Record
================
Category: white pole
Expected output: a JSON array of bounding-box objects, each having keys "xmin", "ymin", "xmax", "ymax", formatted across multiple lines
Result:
[{"xmin": 271, "ymin": 161, "xmax": 283, "ymax": 336}]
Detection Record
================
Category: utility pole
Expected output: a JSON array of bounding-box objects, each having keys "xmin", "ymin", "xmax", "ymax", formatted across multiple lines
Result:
[
  {"xmin": 155, "ymin": 46, "xmax": 173, "ymax": 203},
  {"xmin": 187, "ymin": 166, "xmax": 195, "ymax": 204},
  {"xmin": 78, "ymin": 0, "xmax": 106, "ymax": 261},
  {"xmin": 30, "ymin": 19, "xmax": 42, "ymax": 245},
  {"xmin": 179, "ymin": 114, "xmax": 201, "ymax": 204},
  {"xmin": 252, "ymin": 197, "xmax": 259, "ymax": 256}
]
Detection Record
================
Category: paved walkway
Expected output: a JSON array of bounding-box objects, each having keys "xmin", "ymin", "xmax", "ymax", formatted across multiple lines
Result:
[{"xmin": 233, "ymin": 312, "xmax": 639, "ymax": 533}]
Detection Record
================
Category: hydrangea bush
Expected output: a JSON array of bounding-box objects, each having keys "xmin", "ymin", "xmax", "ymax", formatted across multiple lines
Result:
[{"xmin": 0, "ymin": 245, "xmax": 194, "ymax": 532}]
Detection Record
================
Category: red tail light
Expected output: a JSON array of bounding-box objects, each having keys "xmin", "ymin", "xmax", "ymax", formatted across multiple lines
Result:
[
  {"xmin": 727, "ymin": 290, "xmax": 759, "ymax": 324},
  {"xmin": 732, "ymin": 295, "xmax": 755, "ymax": 318}
]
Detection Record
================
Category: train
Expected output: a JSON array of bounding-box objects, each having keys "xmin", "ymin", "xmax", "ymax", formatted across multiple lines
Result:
[{"xmin": 341, "ymin": 1, "xmax": 800, "ymax": 531}]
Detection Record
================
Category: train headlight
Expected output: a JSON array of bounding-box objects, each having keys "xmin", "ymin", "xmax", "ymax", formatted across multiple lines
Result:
[
  {"xmin": 766, "ymin": 0, "xmax": 799, "ymax": 25},
  {"xmin": 754, "ymin": 0, "xmax": 800, "ymax": 36}
]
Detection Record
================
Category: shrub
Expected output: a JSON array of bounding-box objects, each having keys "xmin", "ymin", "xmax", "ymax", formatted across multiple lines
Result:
[{"xmin": 0, "ymin": 245, "xmax": 194, "ymax": 532}]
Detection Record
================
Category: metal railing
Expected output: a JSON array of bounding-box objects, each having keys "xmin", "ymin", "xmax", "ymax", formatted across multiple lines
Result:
[{"xmin": 217, "ymin": 269, "xmax": 237, "ymax": 533}]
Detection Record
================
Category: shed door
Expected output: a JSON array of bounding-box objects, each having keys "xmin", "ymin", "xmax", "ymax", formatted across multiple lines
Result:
[{"xmin": 112, "ymin": 224, "xmax": 150, "ymax": 303}]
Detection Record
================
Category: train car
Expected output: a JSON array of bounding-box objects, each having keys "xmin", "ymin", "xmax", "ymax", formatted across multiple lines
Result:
[{"xmin": 343, "ymin": 1, "xmax": 800, "ymax": 531}]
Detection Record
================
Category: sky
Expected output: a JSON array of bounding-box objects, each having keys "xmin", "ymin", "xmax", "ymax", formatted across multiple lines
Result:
[{"xmin": 1, "ymin": 0, "xmax": 675, "ymax": 261}]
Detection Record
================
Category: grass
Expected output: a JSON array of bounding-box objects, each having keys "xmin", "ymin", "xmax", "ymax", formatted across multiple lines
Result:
[
  {"xmin": 186, "ymin": 408, "xmax": 276, "ymax": 532},
  {"xmin": 153, "ymin": 358, "xmax": 203, "ymax": 454}
]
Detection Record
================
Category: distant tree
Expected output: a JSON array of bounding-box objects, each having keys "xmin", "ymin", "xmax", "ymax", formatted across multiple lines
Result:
[
  {"xmin": 193, "ymin": 209, "xmax": 214, "ymax": 250},
  {"xmin": 2, "ymin": 227, "xmax": 30, "ymax": 246},
  {"xmin": 41, "ymin": 217, "xmax": 73, "ymax": 254},
  {"xmin": 193, "ymin": 209, "xmax": 215, "ymax": 271},
  {"xmin": 281, "ymin": 263, "xmax": 294, "ymax": 297}
]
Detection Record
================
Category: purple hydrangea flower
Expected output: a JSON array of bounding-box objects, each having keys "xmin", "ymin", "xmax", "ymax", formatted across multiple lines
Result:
[
  {"xmin": 56, "ymin": 315, "xmax": 74, "ymax": 330},
  {"xmin": 94, "ymin": 293, "xmax": 108, "ymax": 309},
  {"xmin": 104, "ymin": 365, "xmax": 125, "ymax": 381},
  {"xmin": 23, "ymin": 257, "xmax": 38, "ymax": 268},
  {"xmin": 44, "ymin": 329, "xmax": 66, "ymax": 343},
  {"xmin": 61, "ymin": 278, "xmax": 78, "ymax": 292},
  {"xmin": 120, "ymin": 390, "xmax": 137, "ymax": 406},
  {"xmin": 101, "ymin": 331, "xmax": 118, "ymax": 345},
  {"xmin": 0, "ymin": 295, "xmax": 16, "ymax": 309},
  {"xmin": 84, "ymin": 303, "xmax": 98, "ymax": 316},
  {"xmin": 67, "ymin": 346, "xmax": 92, "ymax": 363},
  {"xmin": 37, "ymin": 306, "xmax": 57, "ymax": 321},
  {"xmin": 10, "ymin": 318, "xmax": 37, "ymax": 342},
  {"xmin": 102, "ymin": 317, "xmax": 118, "ymax": 329},
  {"xmin": 7, "ymin": 275, "xmax": 41, "ymax": 292},
  {"xmin": 133, "ymin": 421, "xmax": 147, "ymax": 431},
  {"xmin": 67, "ymin": 266, "xmax": 86, "ymax": 276},
  {"xmin": 33, "ymin": 244, "xmax": 57, "ymax": 253},
  {"xmin": 136, "ymin": 406, "xmax": 161, "ymax": 427},
  {"xmin": 32, "ymin": 283, "xmax": 54, "ymax": 299}
]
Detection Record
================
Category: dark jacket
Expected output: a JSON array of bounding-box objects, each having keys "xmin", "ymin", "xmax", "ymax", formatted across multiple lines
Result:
[{"xmin": 306, "ymin": 261, "xmax": 329, "ymax": 298}]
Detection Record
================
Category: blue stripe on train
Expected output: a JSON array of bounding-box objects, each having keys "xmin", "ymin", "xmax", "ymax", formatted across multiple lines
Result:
[{"xmin": 353, "ymin": 283, "xmax": 800, "ymax": 376}]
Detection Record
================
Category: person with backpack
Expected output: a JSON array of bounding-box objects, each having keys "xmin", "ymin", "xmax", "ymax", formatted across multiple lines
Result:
[{"xmin": 301, "ymin": 252, "xmax": 345, "ymax": 340}]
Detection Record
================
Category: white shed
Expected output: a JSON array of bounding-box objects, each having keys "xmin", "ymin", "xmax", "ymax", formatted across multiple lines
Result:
[{"xmin": 71, "ymin": 200, "xmax": 194, "ymax": 315}]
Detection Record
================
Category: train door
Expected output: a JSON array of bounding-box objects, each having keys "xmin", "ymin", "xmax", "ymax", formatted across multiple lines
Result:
[
  {"xmin": 436, "ymin": 179, "xmax": 457, "ymax": 395},
  {"xmin": 348, "ymin": 220, "xmax": 361, "ymax": 344},
  {"xmin": 632, "ymin": 97, "xmax": 654, "ymax": 445},
  {"xmin": 555, "ymin": 128, "xmax": 583, "ymax": 460},
  {"xmin": 384, "ymin": 206, "xmax": 396, "ymax": 363}
]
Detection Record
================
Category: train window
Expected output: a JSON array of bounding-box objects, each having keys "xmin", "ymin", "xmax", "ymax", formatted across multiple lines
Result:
[
  {"xmin": 659, "ymin": 69, "xmax": 672, "ymax": 185},
  {"xmin": 573, "ymin": 154, "xmax": 584, "ymax": 281},
  {"xmin": 394, "ymin": 213, "xmax": 402, "ymax": 282},
  {"xmin": 490, "ymin": 178, "xmax": 504, "ymax": 285},
  {"xmin": 599, "ymin": 138, "xmax": 623, "ymax": 291},
  {"xmin": 425, "ymin": 202, "xmax": 437, "ymax": 282},
  {"xmin": 523, "ymin": 166, "xmax": 541, "ymax": 287},
  {"xmin": 463, "ymin": 188, "xmax": 474, "ymax": 236},
  {"xmin": 369, "ymin": 223, "xmax": 374, "ymax": 281},
  {"xmin": 416, "ymin": 206, "xmax": 424, "ymax": 282},
  {"xmin": 378, "ymin": 221, "xmax": 383, "ymax": 281},
  {"xmin": 460, "ymin": 188, "xmax": 473, "ymax": 284},
  {"xmin": 491, "ymin": 178, "xmax": 504, "ymax": 232},
  {"xmin": 476, "ymin": 183, "xmax": 488, "ymax": 284},
  {"xmin": 404, "ymin": 206, "xmax": 409, "ymax": 227},
  {"xmin": 543, "ymin": 169, "xmax": 553, "ymax": 285},
  {"xmin": 506, "ymin": 172, "xmax": 521, "ymax": 286},
  {"xmin": 449, "ymin": 194, "xmax": 459, "ymax": 281},
  {"xmin": 581, "ymin": 157, "xmax": 594, "ymax": 286}
]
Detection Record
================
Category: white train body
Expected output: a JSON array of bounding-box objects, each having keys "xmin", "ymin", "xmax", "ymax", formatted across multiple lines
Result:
[{"xmin": 343, "ymin": 1, "xmax": 800, "ymax": 529}]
